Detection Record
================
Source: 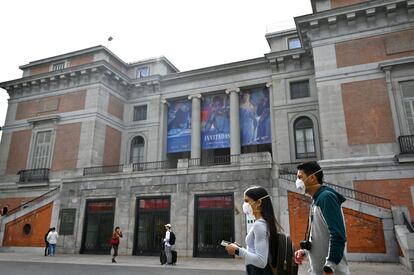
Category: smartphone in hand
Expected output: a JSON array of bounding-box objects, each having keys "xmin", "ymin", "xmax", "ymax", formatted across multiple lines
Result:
[{"xmin": 220, "ymin": 240, "xmax": 231, "ymax": 247}]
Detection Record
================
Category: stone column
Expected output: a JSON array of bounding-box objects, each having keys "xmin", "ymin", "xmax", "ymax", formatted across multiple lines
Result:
[
  {"xmin": 226, "ymin": 88, "xmax": 241, "ymax": 156},
  {"xmin": 382, "ymin": 66, "xmax": 402, "ymax": 137},
  {"xmin": 188, "ymin": 94, "xmax": 202, "ymax": 159}
]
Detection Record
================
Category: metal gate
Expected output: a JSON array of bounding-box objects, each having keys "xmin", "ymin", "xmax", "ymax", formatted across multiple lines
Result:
[
  {"xmin": 194, "ymin": 194, "xmax": 234, "ymax": 257},
  {"xmin": 134, "ymin": 197, "xmax": 170, "ymax": 256},
  {"xmin": 81, "ymin": 199, "xmax": 115, "ymax": 254}
]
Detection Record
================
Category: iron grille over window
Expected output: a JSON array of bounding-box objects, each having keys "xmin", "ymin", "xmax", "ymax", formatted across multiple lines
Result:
[
  {"xmin": 290, "ymin": 80, "xmax": 310, "ymax": 99},
  {"xmin": 51, "ymin": 62, "xmax": 65, "ymax": 71},
  {"xmin": 294, "ymin": 117, "xmax": 316, "ymax": 159},
  {"xmin": 133, "ymin": 105, "xmax": 147, "ymax": 121}
]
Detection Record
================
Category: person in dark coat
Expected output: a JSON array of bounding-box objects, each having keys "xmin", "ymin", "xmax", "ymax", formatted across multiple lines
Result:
[{"xmin": 44, "ymin": 228, "xmax": 52, "ymax": 256}]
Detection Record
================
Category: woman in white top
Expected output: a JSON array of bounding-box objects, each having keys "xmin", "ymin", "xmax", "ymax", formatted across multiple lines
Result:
[{"xmin": 226, "ymin": 186, "xmax": 279, "ymax": 275}]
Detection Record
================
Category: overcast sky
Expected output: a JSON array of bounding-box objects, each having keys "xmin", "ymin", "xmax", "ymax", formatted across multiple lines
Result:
[{"xmin": 0, "ymin": 0, "xmax": 312, "ymax": 138}]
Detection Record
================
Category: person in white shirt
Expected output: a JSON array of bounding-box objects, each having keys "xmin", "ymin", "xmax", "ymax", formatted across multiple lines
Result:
[
  {"xmin": 163, "ymin": 223, "xmax": 173, "ymax": 265},
  {"xmin": 47, "ymin": 227, "xmax": 58, "ymax": 256}
]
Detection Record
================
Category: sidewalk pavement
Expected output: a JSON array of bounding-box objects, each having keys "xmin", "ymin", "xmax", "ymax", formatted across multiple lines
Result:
[{"xmin": 0, "ymin": 252, "xmax": 412, "ymax": 274}]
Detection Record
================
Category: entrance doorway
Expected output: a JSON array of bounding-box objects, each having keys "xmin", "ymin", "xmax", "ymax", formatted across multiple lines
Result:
[
  {"xmin": 81, "ymin": 199, "xmax": 115, "ymax": 254},
  {"xmin": 134, "ymin": 197, "xmax": 170, "ymax": 256},
  {"xmin": 194, "ymin": 194, "xmax": 234, "ymax": 257}
]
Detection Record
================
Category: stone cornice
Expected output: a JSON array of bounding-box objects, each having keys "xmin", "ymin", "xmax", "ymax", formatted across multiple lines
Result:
[
  {"xmin": 378, "ymin": 56, "xmax": 414, "ymax": 69},
  {"xmin": 1, "ymin": 61, "xmax": 145, "ymax": 100},
  {"xmin": 161, "ymin": 57, "xmax": 268, "ymax": 82},
  {"xmin": 295, "ymin": 0, "xmax": 412, "ymax": 46},
  {"xmin": 265, "ymin": 48, "xmax": 311, "ymax": 73}
]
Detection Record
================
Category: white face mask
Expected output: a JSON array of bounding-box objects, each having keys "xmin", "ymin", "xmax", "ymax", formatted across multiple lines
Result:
[
  {"xmin": 242, "ymin": 202, "xmax": 253, "ymax": 215},
  {"xmin": 296, "ymin": 169, "xmax": 322, "ymax": 194},
  {"xmin": 242, "ymin": 194, "xmax": 270, "ymax": 215},
  {"xmin": 295, "ymin": 178, "xmax": 306, "ymax": 194}
]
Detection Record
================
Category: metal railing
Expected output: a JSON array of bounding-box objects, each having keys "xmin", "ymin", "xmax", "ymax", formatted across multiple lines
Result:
[
  {"xmin": 18, "ymin": 168, "xmax": 50, "ymax": 183},
  {"xmin": 189, "ymin": 154, "xmax": 240, "ymax": 167},
  {"xmin": 403, "ymin": 212, "xmax": 414, "ymax": 233},
  {"xmin": 83, "ymin": 165, "xmax": 124, "ymax": 176},
  {"xmin": 398, "ymin": 135, "xmax": 414, "ymax": 154},
  {"xmin": 278, "ymin": 163, "xmax": 392, "ymax": 209},
  {"xmin": 5, "ymin": 187, "xmax": 60, "ymax": 216},
  {"xmin": 133, "ymin": 160, "xmax": 178, "ymax": 171}
]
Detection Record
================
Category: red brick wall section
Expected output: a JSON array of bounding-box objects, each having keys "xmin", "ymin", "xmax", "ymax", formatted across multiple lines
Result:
[
  {"xmin": 69, "ymin": 54, "xmax": 94, "ymax": 67},
  {"xmin": 108, "ymin": 95, "xmax": 124, "ymax": 120},
  {"xmin": 30, "ymin": 64, "xmax": 50, "ymax": 76},
  {"xmin": 15, "ymin": 90, "xmax": 86, "ymax": 120},
  {"xmin": 343, "ymin": 208, "xmax": 386, "ymax": 253},
  {"xmin": 288, "ymin": 192, "xmax": 386, "ymax": 253},
  {"xmin": 2, "ymin": 202, "xmax": 53, "ymax": 247},
  {"xmin": 51, "ymin": 123, "xmax": 82, "ymax": 171},
  {"xmin": 336, "ymin": 29, "xmax": 414, "ymax": 67},
  {"xmin": 6, "ymin": 130, "xmax": 32, "ymax": 174},
  {"xmin": 331, "ymin": 0, "xmax": 368, "ymax": 8},
  {"xmin": 288, "ymin": 192, "xmax": 311, "ymax": 250},
  {"xmin": 341, "ymin": 78, "xmax": 395, "ymax": 145},
  {"xmin": 354, "ymin": 178, "xmax": 414, "ymax": 220},
  {"xmin": 103, "ymin": 125, "xmax": 121, "ymax": 166},
  {"xmin": 15, "ymin": 100, "xmax": 39, "ymax": 120}
]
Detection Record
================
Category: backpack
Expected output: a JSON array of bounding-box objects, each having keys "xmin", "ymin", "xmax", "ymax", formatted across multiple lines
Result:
[
  {"xmin": 169, "ymin": 231, "xmax": 176, "ymax": 245},
  {"xmin": 269, "ymin": 233, "xmax": 298, "ymax": 275}
]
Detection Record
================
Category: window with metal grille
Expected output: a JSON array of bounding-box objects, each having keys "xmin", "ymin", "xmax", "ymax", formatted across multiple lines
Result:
[
  {"xmin": 288, "ymin": 37, "xmax": 301, "ymax": 49},
  {"xmin": 31, "ymin": 130, "xmax": 52, "ymax": 169},
  {"xmin": 401, "ymin": 80, "xmax": 414, "ymax": 134},
  {"xmin": 130, "ymin": 136, "xmax": 145, "ymax": 163},
  {"xmin": 133, "ymin": 105, "xmax": 147, "ymax": 121},
  {"xmin": 294, "ymin": 117, "xmax": 316, "ymax": 159},
  {"xmin": 290, "ymin": 80, "xmax": 310, "ymax": 99},
  {"xmin": 51, "ymin": 62, "xmax": 65, "ymax": 71}
]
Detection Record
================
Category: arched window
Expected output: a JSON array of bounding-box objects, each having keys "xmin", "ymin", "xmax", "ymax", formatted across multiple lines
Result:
[
  {"xmin": 294, "ymin": 117, "xmax": 316, "ymax": 159},
  {"xmin": 130, "ymin": 136, "xmax": 145, "ymax": 164}
]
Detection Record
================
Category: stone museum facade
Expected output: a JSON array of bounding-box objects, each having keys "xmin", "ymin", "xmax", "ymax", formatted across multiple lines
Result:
[{"xmin": 0, "ymin": 0, "xmax": 414, "ymax": 268}]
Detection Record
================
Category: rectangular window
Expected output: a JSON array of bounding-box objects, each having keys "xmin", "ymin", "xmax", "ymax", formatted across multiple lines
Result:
[
  {"xmin": 288, "ymin": 37, "xmax": 301, "ymax": 49},
  {"xmin": 137, "ymin": 67, "xmax": 150, "ymax": 78},
  {"xmin": 133, "ymin": 105, "xmax": 147, "ymax": 121},
  {"xmin": 401, "ymin": 80, "xmax": 414, "ymax": 134},
  {"xmin": 290, "ymin": 80, "xmax": 310, "ymax": 99},
  {"xmin": 51, "ymin": 62, "xmax": 65, "ymax": 71},
  {"xmin": 31, "ymin": 130, "xmax": 52, "ymax": 169}
]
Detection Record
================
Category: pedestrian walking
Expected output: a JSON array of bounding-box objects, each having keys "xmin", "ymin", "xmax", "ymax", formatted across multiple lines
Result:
[
  {"xmin": 44, "ymin": 228, "xmax": 52, "ymax": 256},
  {"xmin": 46, "ymin": 227, "xmax": 58, "ymax": 256},
  {"xmin": 294, "ymin": 161, "xmax": 350, "ymax": 275},
  {"xmin": 110, "ymin": 226, "xmax": 122, "ymax": 263},
  {"xmin": 225, "ymin": 186, "xmax": 280, "ymax": 274}
]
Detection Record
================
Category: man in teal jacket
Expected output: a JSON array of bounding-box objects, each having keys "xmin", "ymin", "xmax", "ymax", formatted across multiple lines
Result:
[{"xmin": 294, "ymin": 161, "xmax": 350, "ymax": 275}]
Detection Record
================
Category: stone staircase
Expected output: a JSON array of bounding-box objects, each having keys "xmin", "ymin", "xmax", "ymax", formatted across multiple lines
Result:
[{"xmin": 0, "ymin": 187, "xmax": 60, "ymax": 251}]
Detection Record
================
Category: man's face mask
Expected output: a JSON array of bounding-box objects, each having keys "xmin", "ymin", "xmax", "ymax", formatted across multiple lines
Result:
[{"xmin": 295, "ymin": 169, "xmax": 322, "ymax": 194}]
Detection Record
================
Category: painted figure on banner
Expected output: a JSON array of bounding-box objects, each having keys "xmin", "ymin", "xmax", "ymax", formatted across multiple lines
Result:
[
  {"xmin": 240, "ymin": 92, "xmax": 257, "ymax": 145},
  {"xmin": 239, "ymin": 87, "xmax": 271, "ymax": 146},
  {"xmin": 201, "ymin": 94, "xmax": 230, "ymax": 149},
  {"xmin": 167, "ymin": 100, "xmax": 192, "ymax": 153}
]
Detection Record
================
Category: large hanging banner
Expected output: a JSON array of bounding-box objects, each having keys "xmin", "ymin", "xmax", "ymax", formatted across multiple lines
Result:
[
  {"xmin": 167, "ymin": 99, "xmax": 192, "ymax": 153},
  {"xmin": 239, "ymin": 87, "xmax": 271, "ymax": 146},
  {"xmin": 201, "ymin": 94, "xmax": 230, "ymax": 149}
]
